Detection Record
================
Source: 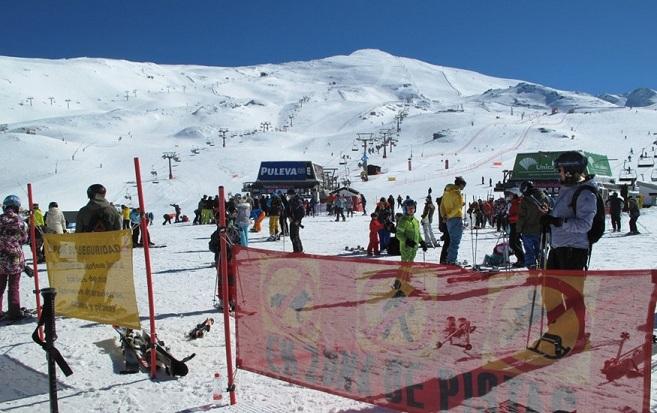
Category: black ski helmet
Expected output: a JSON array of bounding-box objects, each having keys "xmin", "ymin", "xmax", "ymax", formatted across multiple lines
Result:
[
  {"xmin": 402, "ymin": 198, "xmax": 416, "ymax": 213},
  {"xmin": 554, "ymin": 151, "xmax": 587, "ymax": 175},
  {"xmin": 520, "ymin": 181, "xmax": 534, "ymax": 195},
  {"xmin": 454, "ymin": 176, "xmax": 467, "ymax": 188},
  {"xmin": 87, "ymin": 184, "xmax": 107, "ymax": 199},
  {"xmin": 2, "ymin": 195, "xmax": 21, "ymax": 212}
]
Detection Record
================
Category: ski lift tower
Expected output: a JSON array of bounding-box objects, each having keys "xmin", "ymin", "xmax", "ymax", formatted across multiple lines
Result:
[
  {"xmin": 356, "ymin": 133, "xmax": 374, "ymax": 176},
  {"xmin": 162, "ymin": 151, "xmax": 180, "ymax": 179},
  {"xmin": 379, "ymin": 128, "xmax": 395, "ymax": 159}
]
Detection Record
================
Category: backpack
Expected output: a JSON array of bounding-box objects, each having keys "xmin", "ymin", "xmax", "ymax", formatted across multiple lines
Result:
[{"xmin": 569, "ymin": 185, "xmax": 605, "ymax": 245}]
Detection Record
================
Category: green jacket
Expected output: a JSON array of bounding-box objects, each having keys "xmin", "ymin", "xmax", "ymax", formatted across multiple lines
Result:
[
  {"xmin": 517, "ymin": 189, "xmax": 549, "ymax": 235},
  {"xmin": 396, "ymin": 214, "xmax": 422, "ymax": 262},
  {"xmin": 76, "ymin": 197, "xmax": 122, "ymax": 233}
]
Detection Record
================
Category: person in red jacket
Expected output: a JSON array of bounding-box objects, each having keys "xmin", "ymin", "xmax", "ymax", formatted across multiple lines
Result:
[
  {"xmin": 367, "ymin": 213, "xmax": 384, "ymax": 256},
  {"xmin": 506, "ymin": 189, "xmax": 525, "ymax": 267}
]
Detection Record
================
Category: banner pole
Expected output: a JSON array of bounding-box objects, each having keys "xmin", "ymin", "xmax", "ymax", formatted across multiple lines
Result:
[
  {"xmin": 218, "ymin": 186, "xmax": 237, "ymax": 404},
  {"xmin": 27, "ymin": 183, "xmax": 43, "ymax": 340},
  {"xmin": 134, "ymin": 157, "xmax": 158, "ymax": 379}
]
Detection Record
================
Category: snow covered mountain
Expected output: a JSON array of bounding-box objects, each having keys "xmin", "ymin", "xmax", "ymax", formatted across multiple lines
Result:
[
  {"xmin": 625, "ymin": 87, "xmax": 657, "ymax": 107},
  {"xmin": 1, "ymin": 49, "xmax": 657, "ymax": 217},
  {"xmin": 1, "ymin": 49, "xmax": 657, "ymax": 413}
]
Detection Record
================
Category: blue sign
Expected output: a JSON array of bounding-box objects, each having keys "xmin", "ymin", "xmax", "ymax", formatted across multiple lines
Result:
[
  {"xmin": 361, "ymin": 154, "xmax": 368, "ymax": 162},
  {"xmin": 257, "ymin": 161, "xmax": 316, "ymax": 181}
]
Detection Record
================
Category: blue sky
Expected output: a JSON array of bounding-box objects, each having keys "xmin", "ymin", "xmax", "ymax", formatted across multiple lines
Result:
[{"xmin": 1, "ymin": 0, "xmax": 655, "ymax": 94}]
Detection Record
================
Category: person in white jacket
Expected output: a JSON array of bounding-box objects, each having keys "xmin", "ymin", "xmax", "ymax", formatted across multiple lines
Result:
[{"xmin": 45, "ymin": 202, "xmax": 67, "ymax": 234}]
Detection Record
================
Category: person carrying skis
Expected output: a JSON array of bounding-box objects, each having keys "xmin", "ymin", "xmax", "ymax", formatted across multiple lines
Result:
[
  {"xmin": 286, "ymin": 188, "xmax": 304, "ymax": 253},
  {"xmin": 605, "ymin": 191, "xmax": 623, "ymax": 232},
  {"xmin": 396, "ymin": 198, "xmax": 427, "ymax": 263},
  {"xmin": 517, "ymin": 181, "xmax": 550, "ymax": 269},
  {"xmin": 367, "ymin": 213, "xmax": 384, "ymax": 256},
  {"xmin": 436, "ymin": 196, "xmax": 450, "ymax": 264},
  {"xmin": 534, "ymin": 151, "xmax": 597, "ymax": 358},
  {"xmin": 0, "ymin": 195, "xmax": 28, "ymax": 321},
  {"xmin": 420, "ymin": 196, "xmax": 439, "ymax": 248},
  {"xmin": 440, "ymin": 176, "xmax": 466, "ymax": 265}
]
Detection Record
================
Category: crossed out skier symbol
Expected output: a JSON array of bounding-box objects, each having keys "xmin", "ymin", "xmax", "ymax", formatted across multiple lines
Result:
[
  {"xmin": 358, "ymin": 269, "xmax": 432, "ymax": 351},
  {"xmin": 263, "ymin": 265, "xmax": 321, "ymax": 341}
]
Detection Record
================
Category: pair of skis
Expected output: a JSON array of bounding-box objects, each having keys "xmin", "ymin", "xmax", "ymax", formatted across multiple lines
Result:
[{"xmin": 114, "ymin": 327, "xmax": 195, "ymax": 377}]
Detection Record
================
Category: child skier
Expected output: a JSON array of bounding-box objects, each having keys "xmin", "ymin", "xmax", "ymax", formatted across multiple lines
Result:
[
  {"xmin": 396, "ymin": 199, "xmax": 427, "ymax": 263},
  {"xmin": 367, "ymin": 213, "xmax": 384, "ymax": 256}
]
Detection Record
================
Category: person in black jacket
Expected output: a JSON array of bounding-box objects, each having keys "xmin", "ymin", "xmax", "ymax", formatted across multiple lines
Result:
[
  {"xmin": 286, "ymin": 188, "xmax": 304, "ymax": 252},
  {"xmin": 605, "ymin": 191, "xmax": 623, "ymax": 232}
]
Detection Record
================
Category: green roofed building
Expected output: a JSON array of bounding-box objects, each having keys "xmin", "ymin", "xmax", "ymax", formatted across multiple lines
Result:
[{"xmin": 500, "ymin": 151, "xmax": 613, "ymax": 194}]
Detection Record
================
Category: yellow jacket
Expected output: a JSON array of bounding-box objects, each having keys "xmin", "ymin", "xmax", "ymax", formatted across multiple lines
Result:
[
  {"xmin": 440, "ymin": 184, "xmax": 463, "ymax": 219},
  {"xmin": 34, "ymin": 208, "xmax": 45, "ymax": 227},
  {"xmin": 122, "ymin": 206, "xmax": 131, "ymax": 220}
]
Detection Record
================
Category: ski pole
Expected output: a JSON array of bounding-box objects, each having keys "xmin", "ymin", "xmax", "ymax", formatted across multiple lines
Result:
[{"xmin": 526, "ymin": 277, "xmax": 538, "ymax": 349}]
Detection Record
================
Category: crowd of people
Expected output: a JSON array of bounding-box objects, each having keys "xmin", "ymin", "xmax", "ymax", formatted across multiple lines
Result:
[{"xmin": 0, "ymin": 150, "xmax": 649, "ymax": 323}]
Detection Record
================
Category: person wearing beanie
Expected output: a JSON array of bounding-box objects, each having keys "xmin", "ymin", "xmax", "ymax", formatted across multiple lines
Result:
[
  {"xmin": 76, "ymin": 184, "xmax": 122, "ymax": 233},
  {"xmin": 286, "ymin": 188, "xmax": 305, "ymax": 253},
  {"xmin": 45, "ymin": 201, "xmax": 67, "ymax": 234},
  {"xmin": 440, "ymin": 176, "xmax": 466, "ymax": 265}
]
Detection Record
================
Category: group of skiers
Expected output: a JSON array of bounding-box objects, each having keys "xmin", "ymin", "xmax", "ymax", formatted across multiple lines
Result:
[{"xmin": 365, "ymin": 177, "xmax": 467, "ymax": 264}]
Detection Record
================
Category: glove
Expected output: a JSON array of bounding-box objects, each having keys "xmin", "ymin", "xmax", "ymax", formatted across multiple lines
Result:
[
  {"xmin": 540, "ymin": 215, "xmax": 563, "ymax": 227},
  {"xmin": 420, "ymin": 240, "xmax": 428, "ymax": 252},
  {"xmin": 405, "ymin": 239, "xmax": 416, "ymax": 248}
]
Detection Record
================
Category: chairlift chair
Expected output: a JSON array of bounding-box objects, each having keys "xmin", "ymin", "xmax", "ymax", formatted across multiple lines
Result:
[
  {"xmin": 637, "ymin": 153, "xmax": 654, "ymax": 168},
  {"xmin": 619, "ymin": 167, "xmax": 637, "ymax": 183},
  {"xmin": 351, "ymin": 145, "xmax": 359, "ymax": 152},
  {"xmin": 651, "ymin": 168, "xmax": 657, "ymax": 182}
]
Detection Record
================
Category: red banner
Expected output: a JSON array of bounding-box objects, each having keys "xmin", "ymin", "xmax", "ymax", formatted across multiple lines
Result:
[{"xmin": 234, "ymin": 247, "xmax": 656, "ymax": 412}]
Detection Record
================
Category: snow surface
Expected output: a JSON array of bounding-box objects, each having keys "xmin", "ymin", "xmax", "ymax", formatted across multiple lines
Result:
[{"xmin": 0, "ymin": 50, "xmax": 656, "ymax": 412}]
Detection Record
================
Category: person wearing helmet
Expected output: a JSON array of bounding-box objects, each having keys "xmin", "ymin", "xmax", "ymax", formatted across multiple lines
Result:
[
  {"xmin": 540, "ymin": 151, "xmax": 597, "ymax": 268},
  {"xmin": 396, "ymin": 198, "xmax": 427, "ymax": 262},
  {"xmin": 440, "ymin": 176, "xmax": 466, "ymax": 265},
  {"xmin": 533, "ymin": 151, "xmax": 598, "ymax": 358},
  {"xmin": 0, "ymin": 195, "xmax": 29, "ymax": 320},
  {"xmin": 76, "ymin": 184, "xmax": 122, "ymax": 232}
]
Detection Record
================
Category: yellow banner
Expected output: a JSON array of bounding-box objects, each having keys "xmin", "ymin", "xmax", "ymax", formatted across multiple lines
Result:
[{"xmin": 43, "ymin": 230, "xmax": 141, "ymax": 329}]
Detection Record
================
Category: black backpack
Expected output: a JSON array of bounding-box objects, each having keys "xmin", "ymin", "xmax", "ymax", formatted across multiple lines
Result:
[{"xmin": 569, "ymin": 185, "xmax": 605, "ymax": 245}]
